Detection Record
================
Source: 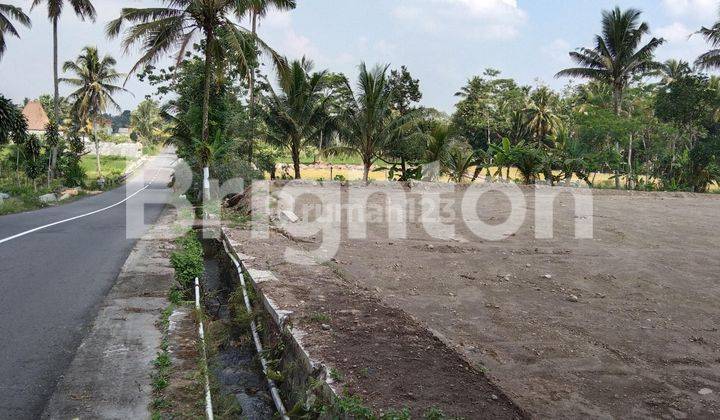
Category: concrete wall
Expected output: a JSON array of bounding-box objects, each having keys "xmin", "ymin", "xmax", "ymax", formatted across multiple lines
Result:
[{"xmin": 83, "ymin": 140, "xmax": 142, "ymax": 159}]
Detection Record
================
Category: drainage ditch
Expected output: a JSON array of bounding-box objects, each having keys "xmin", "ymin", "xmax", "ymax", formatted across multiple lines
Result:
[{"xmin": 201, "ymin": 239, "xmax": 276, "ymax": 419}]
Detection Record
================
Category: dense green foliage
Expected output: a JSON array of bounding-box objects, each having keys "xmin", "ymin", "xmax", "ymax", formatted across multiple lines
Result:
[{"xmin": 169, "ymin": 230, "xmax": 204, "ymax": 295}]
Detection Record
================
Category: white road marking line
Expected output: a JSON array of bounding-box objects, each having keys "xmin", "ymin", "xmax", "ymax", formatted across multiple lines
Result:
[{"xmin": 0, "ymin": 168, "xmax": 164, "ymax": 246}]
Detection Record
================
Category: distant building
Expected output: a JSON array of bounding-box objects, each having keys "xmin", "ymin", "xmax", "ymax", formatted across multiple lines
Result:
[
  {"xmin": 22, "ymin": 101, "xmax": 50, "ymax": 134},
  {"xmin": 117, "ymin": 127, "xmax": 131, "ymax": 135}
]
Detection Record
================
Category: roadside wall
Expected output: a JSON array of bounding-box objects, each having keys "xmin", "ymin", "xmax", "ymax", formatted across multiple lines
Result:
[{"xmin": 83, "ymin": 140, "xmax": 142, "ymax": 159}]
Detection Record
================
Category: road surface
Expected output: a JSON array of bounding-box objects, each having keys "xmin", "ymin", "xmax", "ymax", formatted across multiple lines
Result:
[{"xmin": 0, "ymin": 150, "xmax": 176, "ymax": 418}]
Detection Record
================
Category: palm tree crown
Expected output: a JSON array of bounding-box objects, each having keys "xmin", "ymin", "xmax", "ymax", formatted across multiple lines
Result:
[
  {"xmin": 524, "ymin": 87, "xmax": 562, "ymax": 147},
  {"xmin": 556, "ymin": 7, "xmax": 664, "ymax": 114},
  {"xmin": 61, "ymin": 46, "xmax": 126, "ymax": 120},
  {"xmin": 335, "ymin": 63, "xmax": 420, "ymax": 182},
  {"xmin": 0, "ymin": 3, "xmax": 31, "ymax": 60},
  {"xmin": 61, "ymin": 46, "xmax": 126, "ymax": 177},
  {"xmin": 107, "ymin": 0, "xmax": 280, "ymax": 151},
  {"xmin": 263, "ymin": 58, "xmax": 331, "ymax": 179},
  {"xmin": 696, "ymin": 11, "xmax": 720, "ymax": 69}
]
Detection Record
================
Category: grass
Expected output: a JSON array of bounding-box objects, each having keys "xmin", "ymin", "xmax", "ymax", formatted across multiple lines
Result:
[
  {"xmin": 143, "ymin": 143, "xmax": 163, "ymax": 157},
  {"xmin": 277, "ymin": 150, "xmax": 363, "ymax": 166},
  {"xmin": 0, "ymin": 175, "xmax": 61, "ymax": 216},
  {"xmin": 80, "ymin": 155, "xmax": 129, "ymax": 183}
]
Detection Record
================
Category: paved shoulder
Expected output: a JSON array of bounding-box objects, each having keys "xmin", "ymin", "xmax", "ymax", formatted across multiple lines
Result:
[{"xmin": 41, "ymin": 208, "xmax": 179, "ymax": 419}]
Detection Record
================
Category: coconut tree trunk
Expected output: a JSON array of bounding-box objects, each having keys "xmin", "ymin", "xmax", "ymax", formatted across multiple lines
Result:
[
  {"xmin": 627, "ymin": 134, "xmax": 634, "ymax": 189},
  {"xmin": 363, "ymin": 158, "xmax": 371, "ymax": 183},
  {"xmin": 50, "ymin": 18, "xmax": 60, "ymax": 181},
  {"xmin": 93, "ymin": 118, "xmax": 102, "ymax": 179},
  {"xmin": 291, "ymin": 142, "xmax": 301, "ymax": 179},
  {"xmin": 614, "ymin": 141, "xmax": 620, "ymax": 189},
  {"xmin": 612, "ymin": 85, "xmax": 623, "ymax": 116},
  {"xmin": 247, "ymin": 11, "xmax": 258, "ymax": 162},
  {"xmin": 201, "ymin": 27, "xmax": 214, "ymax": 153}
]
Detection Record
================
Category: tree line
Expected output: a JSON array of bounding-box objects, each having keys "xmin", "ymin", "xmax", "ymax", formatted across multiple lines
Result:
[{"xmin": 2, "ymin": 3, "xmax": 720, "ymax": 194}]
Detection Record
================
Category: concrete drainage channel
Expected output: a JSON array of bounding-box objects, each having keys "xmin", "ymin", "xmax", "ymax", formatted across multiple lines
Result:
[{"xmin": 200, "ymin": 237, "xmax": 284, "ymax": 419}]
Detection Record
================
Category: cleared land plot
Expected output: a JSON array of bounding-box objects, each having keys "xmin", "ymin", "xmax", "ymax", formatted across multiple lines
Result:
[{"xmin": 266, "ymin": 183, "xmax": 720, "ymax": 418}]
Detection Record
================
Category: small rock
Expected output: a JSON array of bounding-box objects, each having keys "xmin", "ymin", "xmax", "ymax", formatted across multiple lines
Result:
[
  {"xmin": 427, "ymin": 244, "xmax": 434, "ymax": 250},
  {"xmin": 526, "ymin": 263, "xmax": 531, "ymax": 267},
  {"xmin": 39, "ymin": 193, "xmax": 57, "ymax": 203},
  {"xmin": 543, "ymin": 274, "xmax": 552, "ymax": 279},
  {"xmin": 321, "ymin": 324, "xmax": 331, "ymax": 331},
  {"xmin": 699, "ymin": 388, "xmax": 713, "ymax": 395},
  {"xmin": 280, "ymin": 210, "xmax": 299, "ymax": 223},
  {"xmin": 0, "ymin": 192, "xmax": 9, "ymax": 199},
  {"xmin": 490, "ymin": 394, "xmax": 498, "ymax": 401},
  {"xmin": 58, "ymin": 193, "xmax": 71, "ymax": 201},
  {"xmin": 567, "ymin": 294, "xmax": 579, "ymax": 303}
]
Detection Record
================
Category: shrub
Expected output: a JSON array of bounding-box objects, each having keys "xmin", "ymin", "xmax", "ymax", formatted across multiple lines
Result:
[{"xmin": 170, "ymin": 230, "xmax": 204, "ymax": 292}]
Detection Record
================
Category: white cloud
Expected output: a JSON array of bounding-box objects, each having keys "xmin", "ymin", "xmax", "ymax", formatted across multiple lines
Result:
[
  {"xmin": 662, "ymin": 0, "xmax": 718, "ymax": 18},
  {"xmin": 258, "ymin": 10, "xmax": 355, "ymax": 68},
  {"xmin": 656, "ymin": 22, "xmax": 694, "ymax": 43},
  {"xmin": 541, "ymin": 38, "xmax": 571, "ymax": 63},
  {"xmin": 392, "ymin": 0, "xmax": 527, "ymax": 40},
  {"xmin": 655, "ymin": 22, "xmax": 708, "ymax": 64}
]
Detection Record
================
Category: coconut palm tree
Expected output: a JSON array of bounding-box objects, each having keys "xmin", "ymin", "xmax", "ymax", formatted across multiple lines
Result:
[
  {"xmin": 655, "ymin": 59, "xmax": 692, "ymax": 85},
  {"xmin": 442, "ymin": 139, "xmax": 480, "ymax": 184},
  {"xmin": 262, "ymin": 58, "xmax": 331, "ymax": 179},
  {"xmin": 0, "ymin": 4, "xmax": 31, "ymax": 60},
  {"xmin": 524, "ymin": 87, "xmax": 562, "ymax": 147},
  {"xmin": 30, "ymin": 0, "xmax": 95, "ymax": 120},
  {"xmin": 107, "ymin": 0, "xmax": 281, "ymax": 196},
  {"xmin": 556, "ymin": 7, "xmax": 664, "ymax": 115},
  {"xmin": 696, "ymin": 13, "xmax": 720, "ymax": 69},
  {"xmin": 31, "ymin": 0, "xmax": 95, "ymax": 180},
  {"xmin": 236, "ymin": 0, "xmax": 296, "ymax": 161},
  {"xmin": 334, "ymin": 63, "xmax": 417, "ymax": 182},
  {"xmin": 130, "ymin": 99, "xmax": 165, "ymax": 144},
  {"xmin": 61, "ymin": 46, "xmax": 127, "ymax": 179}
]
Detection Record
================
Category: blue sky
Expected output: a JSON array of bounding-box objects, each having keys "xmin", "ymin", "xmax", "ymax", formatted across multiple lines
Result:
[{"xmin": 1, "ymin": 0, "xmax": 719, "ymax": 113}]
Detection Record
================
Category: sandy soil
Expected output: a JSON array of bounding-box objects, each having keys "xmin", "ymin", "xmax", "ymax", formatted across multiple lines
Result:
[
  {"xmin": 226, "ymin": 225, "xmax": 525, "ymax": 418},
  {"xmin": 246, "ymin": 181, "xmax": 720, "ymax": 419}
]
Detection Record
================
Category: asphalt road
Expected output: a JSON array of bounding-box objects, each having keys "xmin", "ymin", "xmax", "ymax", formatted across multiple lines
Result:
[{"xmin": 0, "ymin": 150, "xmax": 176, "ymax": 418}]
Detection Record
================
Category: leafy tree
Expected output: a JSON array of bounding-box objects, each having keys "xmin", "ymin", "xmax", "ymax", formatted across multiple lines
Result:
[
  {"xmin": 0, "ymin": 3, "xmax": 31, "ymax": 60},
  {"xmin": 112, "ymin": 110, "xmax": 131, "ymax": 132},
  {"xmin": 61, "ymin": 46, "xmax": 127, "ymax": 178},
  {"xmin": 556, "ymin": 7, "xmax": 664, "ymax": 114},
  {"xmin": 655, "ymin": 74, "xmax": 716, "ymax": 151},
  {"xmin": 107, "ymin": 0, "xmax": 281, "ymax": 165},
  {"xmin": 262, "ymin": 58, "xmax": 330, "ymax": 179},
  {"xmin": 0, "ymin": 95, "xmax": 27, "ymax": 145},
  {"xmin": 387, "ymin": 65, "xmax": 422, "ymax": 114},
  {"xmin": 452, "ymin": 69, "xmax": 528, "ymax": 150},
  {"xmin": 21, "ymin": 134, "xmax": 46, "ymax": 189}
]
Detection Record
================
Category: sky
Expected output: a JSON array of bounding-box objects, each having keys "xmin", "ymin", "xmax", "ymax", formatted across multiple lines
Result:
[{"xmin": 1, "ymin": 0, "xmax": 719, "ymax": 114}]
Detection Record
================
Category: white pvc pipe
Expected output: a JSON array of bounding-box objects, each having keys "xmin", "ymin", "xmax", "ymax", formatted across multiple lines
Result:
[
  {"xmin": 195, "ymin": 277, "xmax": 214, "ymax": 420},
  {"xmin": 222, "ymin": 237, "xmax": 290, "ymax": 420}
]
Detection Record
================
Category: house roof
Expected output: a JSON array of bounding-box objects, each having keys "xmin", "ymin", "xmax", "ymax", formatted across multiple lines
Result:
[{"xmin": 22, "ymin": 101, "xmax": 50, "ymax": 131}]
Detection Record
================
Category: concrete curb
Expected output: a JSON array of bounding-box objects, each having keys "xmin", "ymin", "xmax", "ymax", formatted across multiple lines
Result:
[{"xmin": 220, "ymin": 228, "xmax": 341, "ymax": 408}]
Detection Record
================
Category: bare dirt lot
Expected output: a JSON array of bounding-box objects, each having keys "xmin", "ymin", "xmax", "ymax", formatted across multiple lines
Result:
[{"xmin": 233, "ymin": 182, "xmax": 720, "ymax": 418}]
